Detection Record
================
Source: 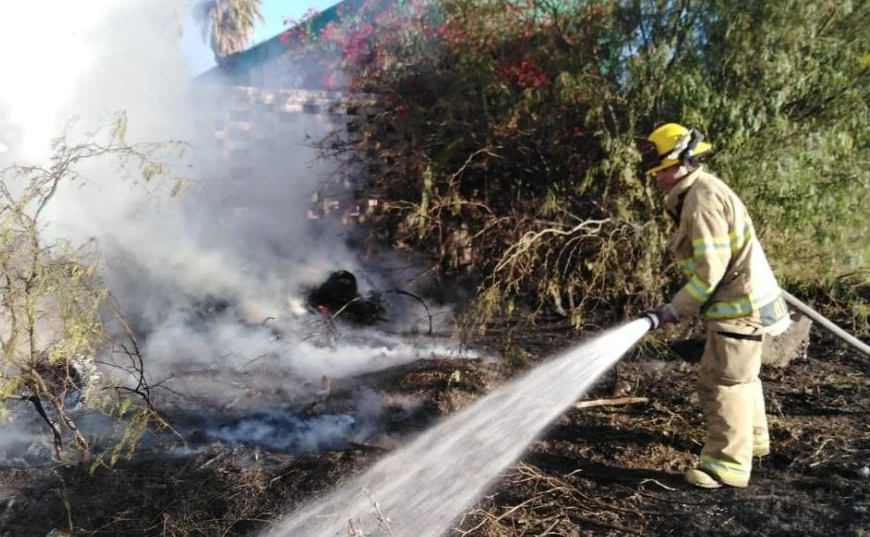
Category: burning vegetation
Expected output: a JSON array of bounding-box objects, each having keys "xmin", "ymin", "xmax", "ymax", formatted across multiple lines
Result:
[{"xmin": 306, "ymin": 270, "xmax": 385, "ymax": 325}]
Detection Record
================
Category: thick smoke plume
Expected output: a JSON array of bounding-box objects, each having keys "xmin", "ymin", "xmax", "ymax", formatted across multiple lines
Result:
[{"xmin": 0, "ymin": 0, "xmax": 470, "ymax": 459}]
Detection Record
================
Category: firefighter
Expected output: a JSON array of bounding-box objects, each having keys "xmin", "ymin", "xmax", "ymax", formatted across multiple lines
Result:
[{"xmin": 638, "ymin": 123, "xmax": 791, "ymax": 489}]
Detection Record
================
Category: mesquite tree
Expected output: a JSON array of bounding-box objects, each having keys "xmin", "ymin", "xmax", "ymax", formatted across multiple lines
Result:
[{"xmin": 0, "ymin": 114, "xmax": 185, "ymax": 463}]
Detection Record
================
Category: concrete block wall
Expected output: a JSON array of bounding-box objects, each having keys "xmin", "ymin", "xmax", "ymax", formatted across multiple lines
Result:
[
  {"xmin": 195, "ymin": 85, "xmax": 383, "ymax": 224},
  {"xmin": 193, "ymin": 84, "xmax": 476, "ymax": 269}
]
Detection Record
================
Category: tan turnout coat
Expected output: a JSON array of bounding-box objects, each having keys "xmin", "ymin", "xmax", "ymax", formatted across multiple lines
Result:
[{"xmin": 664, "ymin": 167, "xmax": 788, "ymax": 329}]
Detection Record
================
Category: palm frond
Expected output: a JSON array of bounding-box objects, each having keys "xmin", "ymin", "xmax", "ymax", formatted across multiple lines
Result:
[{"xmin": 192, "ymin": 0, "xmax": 264, "ymax": 62}]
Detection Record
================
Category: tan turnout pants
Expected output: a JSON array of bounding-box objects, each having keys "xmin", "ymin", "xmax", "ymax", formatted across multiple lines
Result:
[{"xmin": 697, "ymin": 315, "xmax": 768, "ymax": 487}]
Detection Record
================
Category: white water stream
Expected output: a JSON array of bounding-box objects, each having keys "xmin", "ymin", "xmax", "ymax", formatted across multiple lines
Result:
[{"xmin": 265, "ymin": 318, "xmax": 653, "ymax": 537}]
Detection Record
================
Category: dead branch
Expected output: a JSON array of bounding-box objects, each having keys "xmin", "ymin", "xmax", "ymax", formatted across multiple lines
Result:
[
  {"xmin": 241, "ymin": 353, "xmax": 274, "ymax": 368},
  {"xmin": 381, "ymin": 289, "xmax": 434, "ymax": 335},
  {"xmin": 104, "ymin": 293, "xmax": 155, "ymax": 406},
  {"xmin": 92, "ymin": 359, "xmax": 186, "ymax": 405},
  {"xmin": 493, "ymin": 218, "xmax": 610, "ymax": 275},
  {"xmin": 321, "ymin": 293, "xmax": 384, "ymax": 324},
  {"xmin": 444, "ymin": 146, "xmax": 502, "ymax": 187},
  {"xmin": 46, "ymin": 393, "xmax": 89, "ymax": 457},
  {"xmin": 574, "ymin": 396, "xmax": 649, "ymax": 410},
  {"xmin": 298, "ymin": 314, "xmax": 339, "ymax": 348},
  {"xmin": 102, "ymin": 291, "xmax": 180, "ymax": 436},
  {"xmin": 638, "ymin": 478, "xmax": 676, "ymax": 491},
  {"xmin": 25, "ymin": 373, "xmax": 90, "ymax": 459},
  {"xmin": 24, "ymin": 394, "xmax": 65, "ymax": 459},
  {"xmin": 455, "ymin": 493, "xmax": 547, "ymax": 535},
  {"xmin": 195, "ymin": 451, "xmax": 228, "ymax": 471}
]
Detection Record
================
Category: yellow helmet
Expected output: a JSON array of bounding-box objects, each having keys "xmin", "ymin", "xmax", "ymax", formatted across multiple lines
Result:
[{"xmin": 637, "ymin": 123, "xmax": 712, "ymax": 177}]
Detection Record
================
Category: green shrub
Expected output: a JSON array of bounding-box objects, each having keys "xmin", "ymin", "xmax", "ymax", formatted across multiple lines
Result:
[{"xmin": 295, "ymin": 0, "xmax": 870, "ymax": 332}]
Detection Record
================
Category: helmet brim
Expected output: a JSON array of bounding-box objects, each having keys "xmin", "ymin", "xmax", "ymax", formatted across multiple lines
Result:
[{"xmin": 643, "ymin": 141, "xmax": 711, "ymax": 177}]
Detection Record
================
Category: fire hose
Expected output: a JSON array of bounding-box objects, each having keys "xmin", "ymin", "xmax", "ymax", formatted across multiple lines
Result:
[
  {"xmin": 641, "ymin": 291, "xmax": 870, "ymax": 358},
  {"xmin": 781, "ymin": 291, "xmax": 870, "ymax": 358}
]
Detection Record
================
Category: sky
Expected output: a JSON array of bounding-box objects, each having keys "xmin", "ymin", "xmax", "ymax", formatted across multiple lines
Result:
[{"xmin": 181, "ymin": 0, "xmax": 341, "ymax": 75}]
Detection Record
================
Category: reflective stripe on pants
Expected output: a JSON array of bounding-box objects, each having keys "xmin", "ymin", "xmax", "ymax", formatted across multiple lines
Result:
[{"xmin": 697, "ymin": 316, "xmax": 767, "ymax": 487}]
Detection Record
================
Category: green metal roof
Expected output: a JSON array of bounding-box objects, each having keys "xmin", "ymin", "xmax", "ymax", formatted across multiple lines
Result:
[
  {"xmin": 194, "ymin": 0, "xmax": 599, "ymax": 86},
  {"xmin": 195, "ymin": 0, "xmax": 364, "ymax": 85}
]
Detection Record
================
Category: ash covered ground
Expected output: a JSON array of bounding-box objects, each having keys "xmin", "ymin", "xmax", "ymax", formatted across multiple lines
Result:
[{"xmin": 1, "ymin": 322, "xmax": 869, "ymax": 536}]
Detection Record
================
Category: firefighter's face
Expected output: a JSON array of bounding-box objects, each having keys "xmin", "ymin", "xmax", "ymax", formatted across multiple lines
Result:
[{"xmin": 655, "ymin": 164, "xmax": 688, "ymax": 193}]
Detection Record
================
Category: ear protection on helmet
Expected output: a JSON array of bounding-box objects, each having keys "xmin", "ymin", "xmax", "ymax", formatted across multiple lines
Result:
[{"xmin": 638, "ymin": 124, "xmax": 712, "ymax": 177}]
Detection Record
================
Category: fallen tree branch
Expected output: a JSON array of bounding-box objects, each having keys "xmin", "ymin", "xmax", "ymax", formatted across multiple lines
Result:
[{"xmin": 574, "ymin": 396, "xmax": 649, "ymax": 409}]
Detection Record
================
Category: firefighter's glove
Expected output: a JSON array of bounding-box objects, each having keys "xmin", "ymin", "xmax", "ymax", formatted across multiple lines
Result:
[{"xmin": 642, "ymin": 303, "xmax": 679, "ymax": 330}]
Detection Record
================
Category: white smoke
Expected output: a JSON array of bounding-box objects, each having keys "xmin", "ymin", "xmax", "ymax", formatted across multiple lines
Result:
[
  {"xmin": 0, "ymin": 0, "xmax": 471, "ymax": 458},
  {"xmin": 0, "ymin": 0, "xmax": 127, "ymax": 160}
]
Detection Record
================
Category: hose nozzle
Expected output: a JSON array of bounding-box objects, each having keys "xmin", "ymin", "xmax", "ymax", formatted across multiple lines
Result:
[{"xmin": 641, "ymin": 311, "xmax": 661, "ymax": 330}]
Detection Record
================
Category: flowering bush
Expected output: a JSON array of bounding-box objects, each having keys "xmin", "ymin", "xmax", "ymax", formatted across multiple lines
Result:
[{"xmin": 282, "ymin": 0, "xmax": 870, "ymax": 331}]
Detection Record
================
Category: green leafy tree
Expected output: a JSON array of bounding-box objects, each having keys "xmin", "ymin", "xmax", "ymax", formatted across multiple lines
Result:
[
  {"xmin": 620, "ymin": 0, "xmax": 870, "ymax": 284},
  {"xmin": 194, "ymin": 0, "xmax": 264, "ymax": 66}
]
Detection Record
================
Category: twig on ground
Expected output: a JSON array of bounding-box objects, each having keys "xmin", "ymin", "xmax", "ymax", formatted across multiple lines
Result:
[
  {"xmin": 575, "ymin": 396, "xmax": 649, "ymax": 409},
  {"xmin": 242, "ymin": 353, "xmax": 273, "ymax": 368},
  {"xmin": 196, "ymin": 452, "xmax": 227, "ymax": 471},
  {"xmin": 806, "ymin": 437, "xmax": 834, "ymax": 466},
  {"xmin": 638, "ymin": 478, "xmax": 676, "ymax": 491},
  {"xmin": 456, "ymin": 493, "xmax": 549, "ymax": 535}
]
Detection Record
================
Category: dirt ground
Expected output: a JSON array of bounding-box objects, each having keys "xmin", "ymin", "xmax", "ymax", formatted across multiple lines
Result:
[{"xmin": 1, "ymin": 322, "xmax": 869, "ymax": 536}]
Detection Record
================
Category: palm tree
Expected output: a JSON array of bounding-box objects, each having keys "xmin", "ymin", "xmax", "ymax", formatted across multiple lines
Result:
[{"xmin": 194, "ymin": 0, "xmax": 264, "ymax": 66}]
